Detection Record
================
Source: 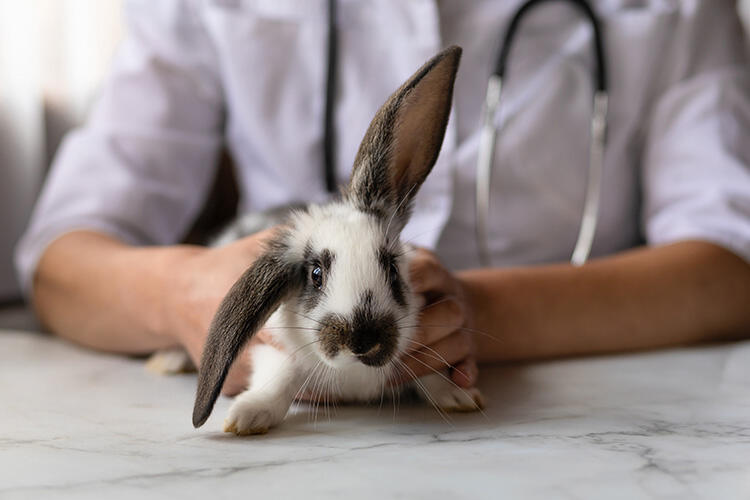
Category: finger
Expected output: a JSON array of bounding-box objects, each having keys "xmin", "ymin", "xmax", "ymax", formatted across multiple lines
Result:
[
  {"xmin": 409, "ymin": 297, "xmax": 464, "ymax": 349},
  {"xmin": 409, "ymin": 251, "xmax": 454, "ymax": 295},
  {"xmin": 394, "ymin": 329, "xmax": 473, "ymax": 384},
  {"xmin": 451, "ymin": 357, "xmax": 478, "ymax": 388},
  {"xmin": 230, "ymin": 227, "xmax": 279, "ymax": 261},
  {"xmin": 237, "ymin": 226, "xmax": 278, "ymax": 246}
]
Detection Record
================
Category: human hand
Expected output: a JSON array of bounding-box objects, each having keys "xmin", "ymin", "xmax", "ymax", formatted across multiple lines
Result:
[
  {"xmin": 162, "ymin": 227, "xmax": 278, "ymax": 396},
  {"xmin": 400, "ymin": 247, "xmax": 479, "ymax": 388}
]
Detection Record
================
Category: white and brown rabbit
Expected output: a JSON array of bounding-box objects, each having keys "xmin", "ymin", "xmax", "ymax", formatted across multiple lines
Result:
[{"xmin": 192, "ymin": 46, "xmax": 483, "ymax": 435}]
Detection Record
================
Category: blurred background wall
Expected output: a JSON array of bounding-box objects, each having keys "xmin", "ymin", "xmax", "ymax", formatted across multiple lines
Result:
[
  {"xmin": 0, "ymin": 0, "xmax": 749, "ymax": 304},
  {"xmin": 0, "ymin": 0, "xmax": 123, "ymax": 302}
]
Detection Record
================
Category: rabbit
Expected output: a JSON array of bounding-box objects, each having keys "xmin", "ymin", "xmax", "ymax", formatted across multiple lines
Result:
[{"xmin": 192, "ymin": 46, "xmax": 484, "ymax": 435}]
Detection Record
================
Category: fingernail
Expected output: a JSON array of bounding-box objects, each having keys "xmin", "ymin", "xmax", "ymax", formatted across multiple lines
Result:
[{"xmin": 454, "ymin": 361, "xmax": 476, "ymax": 387}]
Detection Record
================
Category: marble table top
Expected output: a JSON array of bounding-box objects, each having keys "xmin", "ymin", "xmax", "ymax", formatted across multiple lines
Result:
[{"xmin": 1, "ymin": 325, "xmax": 749, "ymax": 499}]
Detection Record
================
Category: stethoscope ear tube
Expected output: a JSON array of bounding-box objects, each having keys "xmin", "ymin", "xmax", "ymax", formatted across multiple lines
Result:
[
  {"xmin": 570, "ymin": 91, "xmax": 608, "ymax": 266},
  {"xmin": 476, "ymin": 75, "xmax": 503, "ymax": 268},
  {"xmin": 476, "ymin": 0, "xmax": 608, "ymax": 267}
]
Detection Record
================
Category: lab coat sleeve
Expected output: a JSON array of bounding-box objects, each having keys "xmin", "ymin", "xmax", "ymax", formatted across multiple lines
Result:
[
  {"xmin": 641, "ymin": 6, "xmax": 750, "ymax": 264},
  {"xmin": 14, "ymin": 0, "xmax": 224, "ymax": 297}
]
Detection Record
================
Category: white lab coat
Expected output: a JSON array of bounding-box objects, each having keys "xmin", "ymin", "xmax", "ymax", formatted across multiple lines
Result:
[{"xmin": 15, "ymin": 0, "xmax": 750, "ymax": 295}]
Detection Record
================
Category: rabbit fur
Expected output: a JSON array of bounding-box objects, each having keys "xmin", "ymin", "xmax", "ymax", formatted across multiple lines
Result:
[{"xmin": 189, "ymin": 46, "xmax": 483, "ymax": 435}]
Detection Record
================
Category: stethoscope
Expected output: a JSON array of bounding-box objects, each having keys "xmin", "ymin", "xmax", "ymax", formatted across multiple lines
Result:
[{"xmin": 323, "ymin": 0, "xmax": 608, "ymax": 267}]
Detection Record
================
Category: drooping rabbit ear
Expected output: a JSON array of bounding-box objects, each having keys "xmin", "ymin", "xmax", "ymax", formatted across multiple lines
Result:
[
  {"xmin": 192, "ymin": 236, "xmax": 302, "ymax": 428},
  {"xmin": 346, "ymin": 46, "xmax": 462, "ymax": 232}
]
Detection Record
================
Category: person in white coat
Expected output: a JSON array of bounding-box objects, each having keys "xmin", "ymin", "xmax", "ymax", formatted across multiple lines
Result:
[{"xmin": 15, "ymin": 0, "xmax": 750, "ymax": 394}]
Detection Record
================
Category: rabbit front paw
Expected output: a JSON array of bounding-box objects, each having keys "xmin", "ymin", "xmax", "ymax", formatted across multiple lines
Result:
[{"xmin": 223, "ymin": 393, "xmax": 288, "ymax": 435}]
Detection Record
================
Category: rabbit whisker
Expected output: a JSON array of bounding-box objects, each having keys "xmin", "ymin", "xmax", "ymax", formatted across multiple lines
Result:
[
  {"xmin": 313, "ymin": 364, "xmax": 328, "ymax": 425},
  {"xmin": 394, "ymin": 222, "xmax": 450, "ymax": 253},
  {"xmin": 393, "ymin": 358, "xmax": 452, "ymax": 425},
  {"xmin": 319, "ymin": 366, "xmax": 328, "ymax": 422},
  {"xmin": 286, "ymin": 308, "xmax": 326, "ymax": 327},
  {"xmin": 401, "ymin": 323, "xmax": 502, "ymax": 344},
  {"xmin": 404, "ymin": 338, "xmax": 468, "ymax": 379},
  {"xmin": 392, "ymin": 296, "xmax": 455, "ymax": 326},
  {"xmin": 312, "ymin": 363, "xmax": 329, "ymax": 426},
  {"xmin": 330, "ymin": 365, "xmax": 340, "ymax": 418},
  {"xmin": 323, "ymin": 365, "xmax": 333, "ymax": 421},
  {"xmin": 293, "ymin": 359, "xmax": 323, "ymax": 406},
  {"xmin": 383, "ymin": 362, "xmax": 399, "ymax": 421},
  {"xmin": 320, "ymin": 364, "xmax": 335, "ymax": 423},
  {"xmin": 376, "ymin": 366, "xmax": 386, "ymax": 415},
  {"xmin": 308, "ymin": 364, "xmax": 322, "ymax": 425},
  {"xmin": 262, "ymin": 326, "xmax": 323, "ymax": 332},
  {"xmin": 390, "ymin": 365, "xmax": 400, "ymax": 420}
]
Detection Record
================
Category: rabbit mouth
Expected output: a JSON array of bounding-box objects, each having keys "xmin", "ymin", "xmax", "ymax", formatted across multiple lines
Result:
[{"xmin": 354, "ymin": 343, "xmax": 394, "ymax": 367}]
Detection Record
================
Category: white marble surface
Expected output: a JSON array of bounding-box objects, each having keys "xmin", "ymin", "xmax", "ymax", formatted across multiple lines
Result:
[{"xmin": 1, "ymin": 326, "xmax": 750, "ymax": 499}]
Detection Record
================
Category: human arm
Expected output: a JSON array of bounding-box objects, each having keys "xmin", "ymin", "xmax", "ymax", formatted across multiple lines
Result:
[
  {"xmin": 462, "ymin": 240, "xmax": 750, "ymax": 363},
  {"xmin": 32, "ymin": 228, "xmax": 277, "ymax": 394},
  {"xmin": 403, "ymin": 241, "xmax": 750, "ymax": 381}
]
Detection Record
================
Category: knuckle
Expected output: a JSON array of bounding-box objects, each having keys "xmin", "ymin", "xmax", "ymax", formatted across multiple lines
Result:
[
  {"xmin": 412, "ymin": 250, "xmax": 439, "ymax": 270},
  {"xmin": 422, "ymin": 252, "xmax": 440, "ymax": 268},
  {"xmin": 413, "ymin": 247, "xmax": 432, "ymax": 260},
  {"xmin": 409, "ymin": 266, "xmax": 427, "ymax": 284}
]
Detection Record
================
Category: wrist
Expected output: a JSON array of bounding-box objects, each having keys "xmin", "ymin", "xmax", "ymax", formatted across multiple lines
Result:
[
  {"xmin": 135, "ymin": 244, "xmax": 206, "ymax": 344},
  {"xmin": 456, "ymin": 269, "xmax": 495, "ymax": 331},
  {"xmin": 456, "ymin": 268, "xmax": 510, "ymax": 362}
]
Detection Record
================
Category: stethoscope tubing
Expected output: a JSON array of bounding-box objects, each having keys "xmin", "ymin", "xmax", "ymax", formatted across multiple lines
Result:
[
  {"xmin": 477, "ymin": 0, "xmax": 609, "ymax": 267},
  {"xmin": 323, "ymin": 0, "xmax": 608, "ymax": 267}
]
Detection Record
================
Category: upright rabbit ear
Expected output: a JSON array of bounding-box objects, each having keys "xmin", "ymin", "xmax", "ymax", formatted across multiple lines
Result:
[
  {"xmin": 192, "ymin": 237, "xmax": 302, "ymax": 428},
  {"xmin": 346, "ymin": 46, "xmax": 462, "ymax": 232}
]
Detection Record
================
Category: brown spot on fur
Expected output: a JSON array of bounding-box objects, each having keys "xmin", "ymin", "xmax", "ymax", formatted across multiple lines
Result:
[{"xmin": 319, "ymin": 313, "xmax": 348, "ymax": 359}]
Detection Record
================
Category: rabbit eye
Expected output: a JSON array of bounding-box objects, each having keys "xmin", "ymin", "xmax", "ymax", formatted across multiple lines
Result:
[
  {"xmin": 311, "ymin": 265, "xmax": 324, "ymax": 289},
  {"xmin": 389, "ymin": 260, "xmax": 399, "ymax": 279}
]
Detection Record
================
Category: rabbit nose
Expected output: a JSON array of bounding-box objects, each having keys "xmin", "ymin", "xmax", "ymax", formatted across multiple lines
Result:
[
  {"xmin": 347, "ymin": 316, "xmax": 398, "ymax": 366},
  {"xmin": 350, "ymin": 332, "xmax": 379, "ymax": 356}
]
